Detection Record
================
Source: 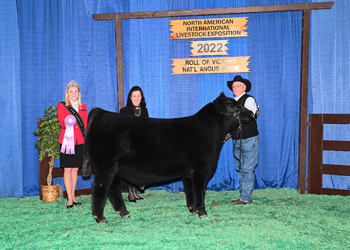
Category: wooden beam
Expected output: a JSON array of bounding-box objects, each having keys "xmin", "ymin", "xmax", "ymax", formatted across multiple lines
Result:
[
  {"xmin": 321, "ymin": 188, "xmax": 350, "ymax": 196},
  {"xmin": 93, "ymin": 13, "xmax": 117, "ymax": 20},
  {"xmin": 92, "ymin": 2, "xmax": 334, "ymax": 20},
  {"xmin": 322, "ymin": 164, "xmax": 350, "ymax": 176},
  {"xmin": 51, "ymin": 167, "xmax": 94, "ymax": 178},
  {"xmin": 323, "ymin": 141, "xmax": 350, "ymax": 151},
  {"xmin": 322, "ymin": 114, "xmax": 350, "ymax": 124}
]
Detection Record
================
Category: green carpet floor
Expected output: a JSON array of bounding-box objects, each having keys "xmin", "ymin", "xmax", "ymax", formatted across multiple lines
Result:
[{"xmin": 1, "ymin": 188, "xmax": 349, "ymax": 249}]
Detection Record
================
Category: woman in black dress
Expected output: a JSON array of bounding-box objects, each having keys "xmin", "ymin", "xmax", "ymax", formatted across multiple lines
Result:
[{"xmin": 120, "ymin": 86, "xmax": 149, "ymax": 202}]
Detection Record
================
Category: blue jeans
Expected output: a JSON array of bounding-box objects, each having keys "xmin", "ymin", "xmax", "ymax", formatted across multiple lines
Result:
[{"xmin": 233, "ymin": 135, "xmax": 260, "ymax": 203}]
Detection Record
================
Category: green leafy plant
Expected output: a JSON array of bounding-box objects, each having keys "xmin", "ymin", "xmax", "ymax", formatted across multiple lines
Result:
[{"xmin": 33, "ymin": 105, "xmax": 61, "ymax": 186}]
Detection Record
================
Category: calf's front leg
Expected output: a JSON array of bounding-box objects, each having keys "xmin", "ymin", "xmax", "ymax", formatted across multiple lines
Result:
[
  {"xmin": 192, "ymin": 171, "xmax": 209, "ymax": 218},
  {"xmin": 91, "ymin": 171, "xmax": 116, "ymax": 223},
  {"xmin": 107, "ymin": 175, "xmax": 130, "ymax": 218}
]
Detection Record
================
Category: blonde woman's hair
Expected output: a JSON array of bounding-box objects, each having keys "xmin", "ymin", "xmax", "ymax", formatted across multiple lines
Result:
[{"xmin": 64, "ymin": 80, "xmax": 82, "ymax": 106}]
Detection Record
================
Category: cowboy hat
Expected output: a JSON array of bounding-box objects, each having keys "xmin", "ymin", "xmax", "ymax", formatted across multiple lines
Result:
[{"xmin": 227, "ymin": 75, "xmax": 251, "ymax": 92}]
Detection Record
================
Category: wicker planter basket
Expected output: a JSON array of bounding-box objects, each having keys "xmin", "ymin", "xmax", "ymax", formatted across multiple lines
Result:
[{"xmin": 41, "ymin": 185, "xmax": 59, "ymax": 203}]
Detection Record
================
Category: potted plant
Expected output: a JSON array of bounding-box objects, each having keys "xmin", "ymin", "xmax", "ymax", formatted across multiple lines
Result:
[{"xmin": 33, "ymin": 105, "xmax": 61, "ymax": 202}]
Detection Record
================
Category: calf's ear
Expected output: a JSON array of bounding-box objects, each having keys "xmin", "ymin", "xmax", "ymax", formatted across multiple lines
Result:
[{"xmin": 214, "ymin": 92, "xmax": 233, "ymax": 113}]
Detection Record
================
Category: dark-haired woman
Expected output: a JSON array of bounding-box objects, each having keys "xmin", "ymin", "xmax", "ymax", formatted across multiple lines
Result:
[{"xmin": 120, "ymin": 86, "xmax": 149, "ymax": 202}]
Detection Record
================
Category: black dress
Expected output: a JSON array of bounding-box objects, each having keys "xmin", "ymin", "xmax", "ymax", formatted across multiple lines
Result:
[{"xmin": 119, "ymin": 105, "xmax": 149, "ymax": 192}]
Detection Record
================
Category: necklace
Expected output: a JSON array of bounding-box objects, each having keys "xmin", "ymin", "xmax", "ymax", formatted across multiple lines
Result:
[{"xmin": 134, "ymin": 107, "xmax": 141, "ymax": 116}]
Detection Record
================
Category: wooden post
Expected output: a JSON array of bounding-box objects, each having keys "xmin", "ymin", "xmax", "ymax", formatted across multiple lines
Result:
[
  {"xmin": 115, "ymin": 17, "xmax": 124, "ymax": 111},
  {"xmin": 307, "ymin": 114, "xmax": 323, "ymax": 194},
  {"xmin": 297, "ymin": 9, "xmax": 310, "ymax": 194}
]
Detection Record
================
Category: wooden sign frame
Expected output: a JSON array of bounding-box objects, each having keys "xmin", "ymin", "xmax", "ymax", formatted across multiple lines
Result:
[{"xmin": 92, "ymin": 2, "xmax": 334, "ymax": 194}]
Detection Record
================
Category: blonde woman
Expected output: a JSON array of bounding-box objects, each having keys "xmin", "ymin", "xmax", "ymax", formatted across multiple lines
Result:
[{"xmin": 57, "ymin": 80, "xmax": 88, "ymax": 208}]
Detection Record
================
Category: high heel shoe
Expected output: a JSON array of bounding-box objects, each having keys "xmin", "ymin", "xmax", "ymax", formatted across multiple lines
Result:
[
  {"xmin": 73, "ymin": 201, "xmax": 82, "ymax": 206},
  {"xmin": 128, "ymin": 197, "xmax": 136, "ymax": 203},
  {"xmin": 67, "ymin": 203, "xmax": 73, "ymax": 208},
  {"xmin": 135, "ymin": 196, "xmax": 143, "ymax": 200}
]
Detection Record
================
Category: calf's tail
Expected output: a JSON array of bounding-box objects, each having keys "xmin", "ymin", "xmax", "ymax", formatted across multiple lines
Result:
[
  {"xmin": 82, "ymin": 144, "xmax": 91, "ymax": 177},
  {"xmin": 82, "ymin": 108, "xmax": 102, "ymax": 177}
]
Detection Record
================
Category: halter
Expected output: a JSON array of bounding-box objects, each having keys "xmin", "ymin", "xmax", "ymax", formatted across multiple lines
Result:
[{"xmin": 215, "ymin": 109, "xmax": 241, "ymax": 120}]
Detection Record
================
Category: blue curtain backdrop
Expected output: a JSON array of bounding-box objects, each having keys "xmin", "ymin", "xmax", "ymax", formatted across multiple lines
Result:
[
  {"xmin": 0, "ymin": 1, "xmax": 23, "ymax": 197},
  {"xmin": 1, "ymin": 0, "xmax": 349, "ymax": 198}
]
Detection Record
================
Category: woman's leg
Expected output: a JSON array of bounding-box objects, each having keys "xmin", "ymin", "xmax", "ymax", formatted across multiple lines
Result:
[
  {"xmin": 71, "ymin": 167, "xmax": 79, "ymax": 202},
  {"xmin": 128, "ymin": 186, "xmax": 136, "ymax": 202},
  {"xmin": 134, "ymin": 188, "xmax": 143, "ymax": 200},
  {"xmin": 127, "ymin": 184, "xmax": 143, "ymax": 202},
  {"xmin": 64, "ymin": 167, "xmax": 79, "ymax": 205},
  {"xmin": 64, "ymin": 168, "xmax": 73, "ymax": 205}
]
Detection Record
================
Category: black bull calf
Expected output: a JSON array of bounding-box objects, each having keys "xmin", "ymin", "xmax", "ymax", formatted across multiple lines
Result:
[{"xmin": 82, "ymin": 93, "xmax": 253, "ymax": 223}]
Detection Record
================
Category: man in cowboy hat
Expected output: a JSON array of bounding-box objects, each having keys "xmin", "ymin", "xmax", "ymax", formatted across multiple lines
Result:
[{"xmin": 227, "ymin": 75, "xmax": 260, "ymax": 205}]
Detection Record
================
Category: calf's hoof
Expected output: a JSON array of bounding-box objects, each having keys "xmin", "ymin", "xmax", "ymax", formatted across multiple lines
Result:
[
  {"xmin": 188, "ymin": 207, "xmax": 198, "ymax": 215},
  {"xmin": 93, "ymin": 215, "xmax": 107, "ymax": 224},
  {"xmin": 198, "ymin": 211, "xmax": 208, "ymax": 218},
  {"xmin": 199, "ymin": 213, "xmax": 208, "ymax": 218},
  {"xmin": 117, "ymin": 210, "xmax": 130, "ymax": 218}
]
